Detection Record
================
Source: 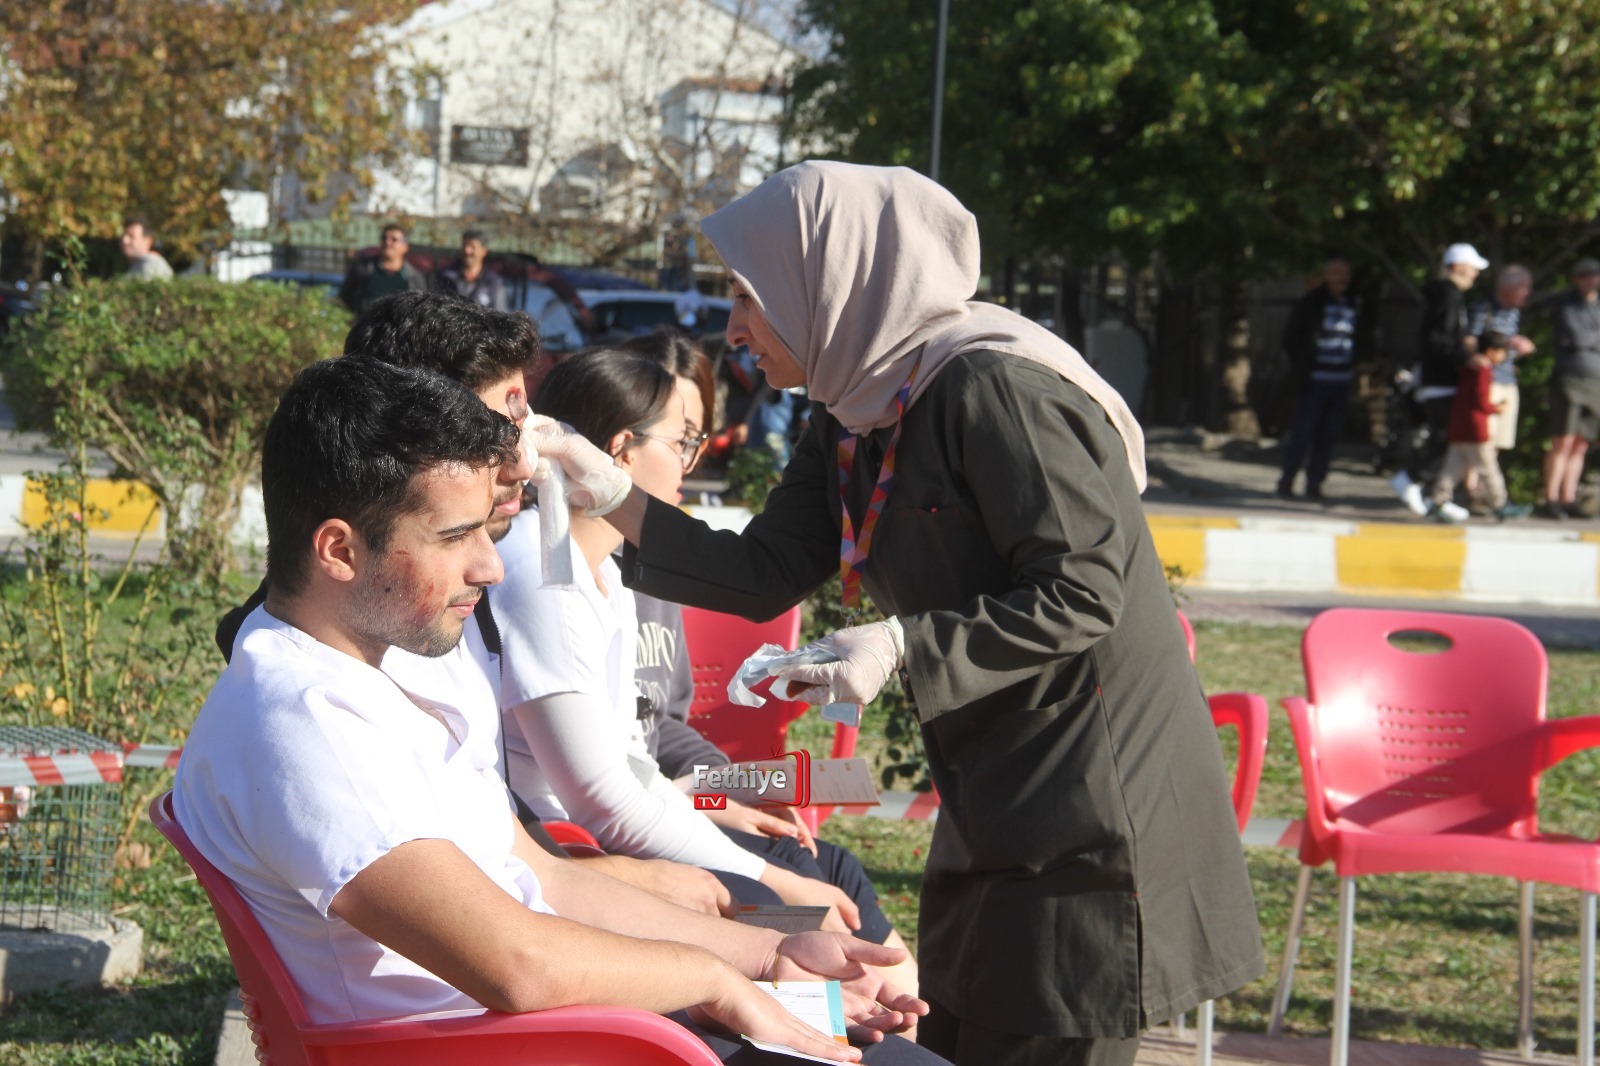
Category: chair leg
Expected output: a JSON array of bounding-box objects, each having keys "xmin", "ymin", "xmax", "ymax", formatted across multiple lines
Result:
[
  {"xmin": 1581, "ymin": 892, "xmax": 1595, "ymax": 1066},
  {"xmin": 1197, "ymin": 998, "xmax": 1215, "ymax": 1066},
  {"xmin": 1268, "ymin": 864, "xmax": 1314, "ymax": 1037},
  {"xmin": 1331, "ymin": 877, "xmax": 1357, "ymax": 1066},
  {"xmin": 1518, "ymin": 881, "xmax": 1535, "ymax": 1060}
]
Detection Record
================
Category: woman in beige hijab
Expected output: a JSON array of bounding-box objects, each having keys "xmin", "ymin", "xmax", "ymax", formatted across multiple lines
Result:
[{"xmin": 539, "ymin": 161, "xmax": 1262, "ymax": 1066}]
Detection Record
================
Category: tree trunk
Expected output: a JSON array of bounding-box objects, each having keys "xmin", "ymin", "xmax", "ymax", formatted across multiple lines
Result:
[
  {"xmin": 1218, "ymin": 278, "xmax": 1260, "ymax": 438},
  {"xmin": 22, "ymin": 235, "xmax": 46, "ymax": 289},
  {"xmin": 1058, "ymin": 257, "xmax": 1086, "ymax": 351}
]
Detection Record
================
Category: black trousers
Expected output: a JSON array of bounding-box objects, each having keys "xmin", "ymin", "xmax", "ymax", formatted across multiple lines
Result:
[
  {"xmin": 920, "ymin": 997, "xmax": 1142, "ymax": 1066},
  {"xmin": 1279, "ymin": 377, "xmax": 1350, "ymax": 491}
]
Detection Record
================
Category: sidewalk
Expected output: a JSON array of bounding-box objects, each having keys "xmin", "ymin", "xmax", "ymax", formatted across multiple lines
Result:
[
  {"xmin": 4, "ymin": 418, "xmax": 1596, "ymax": 609},
  {"xmin": 1141, "ymin": 427, "xmax": 1600, "ymax": 608}
]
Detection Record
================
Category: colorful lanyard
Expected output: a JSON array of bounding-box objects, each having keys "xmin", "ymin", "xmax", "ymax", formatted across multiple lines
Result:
[{"xmin": 837, "ymin": 361, "xmax": 920, "ymax": 609}]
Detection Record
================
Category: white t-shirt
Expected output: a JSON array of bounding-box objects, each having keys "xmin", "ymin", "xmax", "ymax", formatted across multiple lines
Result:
[
  {"xmin": 173, "ymin": 606, "xmax": 556, "ymax": 1025},
  {"xmin": 493, "ymin": 514, "xmax": 766, "ymax": 880}
]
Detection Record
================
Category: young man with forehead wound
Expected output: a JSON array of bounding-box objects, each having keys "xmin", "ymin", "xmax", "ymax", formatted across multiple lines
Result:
[
  {"xmin": 216, "ymin": 292, "xmax": 766, "ymax": 918},
  {"xmin": 176, "ymin": 357, "xmax": 936, "ymax": 1064}
]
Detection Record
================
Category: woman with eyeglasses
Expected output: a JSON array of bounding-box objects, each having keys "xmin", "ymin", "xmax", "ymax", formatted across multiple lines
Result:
[
  {"xmin": 534, "ymin": 162, "xmax": 1263, "ymax": 1066},
  {"xmin": 490, "ymin": 347, "xmax": 911, "ymax": 974}
]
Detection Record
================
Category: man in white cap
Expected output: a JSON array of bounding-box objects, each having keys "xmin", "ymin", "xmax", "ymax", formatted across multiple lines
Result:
[{"xmin": 1392, "ymin": 242, "xmax": 1488, "ymax": 517}]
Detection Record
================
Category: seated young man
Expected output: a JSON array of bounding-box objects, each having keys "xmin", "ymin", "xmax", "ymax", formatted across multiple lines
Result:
[
  {"xmin": 173, "ymin": 356, "xmax": 935, "ymax": 1063},
  {"xmin": 213, "ymin": 292, "xmax": 755, "ymax": 919}
]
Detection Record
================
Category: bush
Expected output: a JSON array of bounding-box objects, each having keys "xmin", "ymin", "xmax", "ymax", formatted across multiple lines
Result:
[{"xmin": 1, "ymin": 277, "xmax": 351, "ymax": 575}]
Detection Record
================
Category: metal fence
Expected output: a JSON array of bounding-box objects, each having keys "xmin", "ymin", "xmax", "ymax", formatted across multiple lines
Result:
[{"xmin": 0, "ymin": 727, "xmax": 120, "ymax": 933}]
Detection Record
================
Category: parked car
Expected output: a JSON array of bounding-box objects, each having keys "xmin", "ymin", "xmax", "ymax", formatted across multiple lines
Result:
[
  {"xmin": 0, "ymin": 283, "xmax": 38, "ymax": 341},
  {"xmin": 249, "ymin": 269, "xmax": 343, "ymax": 302},
  {"xmin": 513, "ymin": 282, "xmax": 587, "ymax": 353},
  {"xmin": 579, "ymin": 289, "xmax": 732, "ymax": 339}
]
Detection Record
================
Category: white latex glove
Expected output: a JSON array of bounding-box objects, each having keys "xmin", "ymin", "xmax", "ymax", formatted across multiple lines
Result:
[
  {"xmin": 526, "ymin": 416, "xmax": 632, "ymax": 517},
  {"xmin": 773, "ymin": 619, "xmax": 904, "ymax": 707}
]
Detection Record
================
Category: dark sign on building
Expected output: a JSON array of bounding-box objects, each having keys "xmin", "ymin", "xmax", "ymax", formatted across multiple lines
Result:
[{"xmin": 450, "ymin": 125, "xmax": 531, "ymax": 167}]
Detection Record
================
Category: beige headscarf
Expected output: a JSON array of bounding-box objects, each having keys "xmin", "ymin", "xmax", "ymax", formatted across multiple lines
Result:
[{"xmin": 700, "ymin": 161, "xmax": 1147, "ymax": 491}]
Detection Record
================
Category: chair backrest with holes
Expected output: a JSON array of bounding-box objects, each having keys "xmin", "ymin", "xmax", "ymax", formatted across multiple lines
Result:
[
  {"xmin": 1300, "ymin": 608, "xmax": 1548, "ymax": 836},
  {"xmin": 679, "ymin": 606, "xmax": 809, "ymax": 764}
]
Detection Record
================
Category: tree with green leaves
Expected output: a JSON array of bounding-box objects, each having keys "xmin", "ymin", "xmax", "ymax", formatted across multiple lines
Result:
[
  {"xmin": 789, "ymin": 1, "xmax": 1278, "ymax": 274},
  {"xmin": 791, "ymin": 0, "xmax": 1600, "ymax": 291},
  {"xmin": 0, "ymin": 0, "xmax": 419, "ymax": 282},
  {"xmin": 787, "ymin": 0, "xmax": 1600, "ymax": 436},
  {"xmin": 1244, "ymin": 0, "xmax": 1600, "ymax": 292},
  {"xmin": 2, "ymin": 276, "xmax": 351, "ymax": 576}
]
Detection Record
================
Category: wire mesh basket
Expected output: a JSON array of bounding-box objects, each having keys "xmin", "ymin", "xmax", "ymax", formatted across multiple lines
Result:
[{"xmin": 0, "ymin": 726, "xmax": 122, "ymax": 933}]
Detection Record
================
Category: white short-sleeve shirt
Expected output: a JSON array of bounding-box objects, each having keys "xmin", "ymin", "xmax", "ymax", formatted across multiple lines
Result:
[{"xmin": 173, "ymin": 606, "xmax": 555, "ymax": 1025}]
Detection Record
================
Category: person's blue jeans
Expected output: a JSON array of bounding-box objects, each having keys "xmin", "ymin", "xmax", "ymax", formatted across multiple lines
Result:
[{"xmin": 1280, "ymin": 377, "xmax": 1350, "ymax": 492}]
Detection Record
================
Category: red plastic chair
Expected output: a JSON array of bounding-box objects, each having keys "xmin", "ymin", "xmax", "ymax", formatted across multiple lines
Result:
[
  {"xmin": 1177, "ymin": 607, "xmax": 1270, "ymax": 1066},
  {"xmin": 1264, "ymin": 608, "xmax": 1600, "ymax": 1066},
  {"xmin": 542, "ymin": 820, "xmax": 607, "ymax": 859},
  {"xmin": 149, "ymin": 792, "xmax": 720, "ymax": 1066},
  {"xmin": 679, "ymin": 605, "xmax": 859, "ymax": 835},
  {"xmin": 1178, "ymin": 608, "xmax": 1198, "ymax": 664},
  {"xmin": 1179, "ymin": 609, "xmax": 1269, "ymax": 833}
]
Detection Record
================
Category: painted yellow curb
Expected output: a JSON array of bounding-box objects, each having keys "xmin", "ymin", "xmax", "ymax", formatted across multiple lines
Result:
[
  {"xmin": 1349, "ymin": 520, "xmax": 1466, "ymax": 541},
  {"xmin": 1335, "ymin": 532, "xmax": 1467, "ymax": 593},
  {"xmin": 1145, "ymin": 515, "xmax": 1242, "ymax": 531},
  {"xmin": 22, "ymin": 479, "xmax": 161, "ymax": 534},
  {"xmin": 1149, "ymin": 526, "xmax": 1206, "ymax": 580}
]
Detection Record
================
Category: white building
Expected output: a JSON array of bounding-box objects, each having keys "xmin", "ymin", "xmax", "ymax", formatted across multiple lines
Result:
[{"xmin": 320, "ymin": 0, "xmax": 798, "ymax": 223}]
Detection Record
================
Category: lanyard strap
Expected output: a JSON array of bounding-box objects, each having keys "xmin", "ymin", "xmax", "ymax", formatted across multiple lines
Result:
[{"xmin": 837, "ymin": 361, "xmax": 920, "ymax": 609}]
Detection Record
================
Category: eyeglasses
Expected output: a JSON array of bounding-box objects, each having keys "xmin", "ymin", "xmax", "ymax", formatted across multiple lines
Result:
[{"xmin": 633, "ymin": 431, "xmax": 709, "ymax": 470}]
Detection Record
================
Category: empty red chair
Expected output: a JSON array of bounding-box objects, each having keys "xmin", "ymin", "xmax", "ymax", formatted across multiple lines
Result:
[
  {"xmin": 1208, "ymin": 692, "xmax": 1270, "ymax": 834},
  {"xmin": 1178, "ymin": 609, "xmax": 1197, "ymax": 663},
  {"xmin": 149, "ymin": 792, "xmax": 720, "ymax": 1066},
  {"xmin": 1191, "ymin": 613, "xmax": 1271, "ymax": 1066},
  {"xmin": 679, "ymin": 605, "xmax": 858, "ymax": 835},
  {"xmin": 1265, "ymin": 608, "xmax": 1600, "ymax": 1066}
]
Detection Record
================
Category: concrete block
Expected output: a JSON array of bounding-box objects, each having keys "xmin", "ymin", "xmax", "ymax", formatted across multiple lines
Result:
[{"xmin": 0, "ymin": 917, "xmax": 143, "ymax": 1001}]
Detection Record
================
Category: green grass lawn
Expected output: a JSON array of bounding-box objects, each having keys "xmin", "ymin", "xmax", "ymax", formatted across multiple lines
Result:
[{"xmin": 2, "ymin": 619, "xmax": 1597, "ymax": 1063}]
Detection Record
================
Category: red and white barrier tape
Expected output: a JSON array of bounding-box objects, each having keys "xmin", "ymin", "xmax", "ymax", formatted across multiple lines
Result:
[
  {"xmin": 0, "ymin": 744, "xmax": 183, "ymax": 787},
  {"xmin": 0, "ymin": 749, "xmax": 1308, "ymax": 852},
  {"xmin": 123, "ymin": 743, "xmax": 182, "ymax": 770},
  {"xmin": 0, "ymin": 751, "xmax": 122, "ymax": 788}
]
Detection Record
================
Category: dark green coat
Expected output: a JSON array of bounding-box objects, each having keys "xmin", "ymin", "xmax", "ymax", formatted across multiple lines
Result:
[{"xmin": 623, "ymin": 351, "xmax": 1263, "ymax": 1038}]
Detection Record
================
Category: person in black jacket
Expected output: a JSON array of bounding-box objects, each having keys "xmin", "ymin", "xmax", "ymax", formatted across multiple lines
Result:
[
  {"xmin": 435, "ymin": 229, "xmax": 509, "ymax": 311},
  {"xmin": 337, "ymin": 223, "xmax": 428, "ymax": 315},
  {"xmin": 1277, "ymin": 257, "xmax": 1365, "ymax": 500},
  {"xmin": 1391, "ymin": 242, "xmax": 1487, "ymax": 515}
]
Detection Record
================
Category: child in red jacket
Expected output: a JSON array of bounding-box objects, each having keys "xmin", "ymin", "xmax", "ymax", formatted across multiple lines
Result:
[{"xmin": 1429, "ymin": 331, "xmax": 1530, "ymax": 521}]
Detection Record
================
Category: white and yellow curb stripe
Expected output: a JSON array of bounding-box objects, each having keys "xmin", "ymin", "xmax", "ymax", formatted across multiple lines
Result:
[
  {"xmin": 0, "ymin": 474, "xmax": 163, "ymax": 537},
  {"xmin": 1148, "ymin": 514, "xmax": 1600, "ymax": 606}
]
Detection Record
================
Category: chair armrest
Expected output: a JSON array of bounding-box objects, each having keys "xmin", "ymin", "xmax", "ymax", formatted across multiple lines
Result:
[
  {"xmin": 1281, "ymin": 696, "xmax": 1336, "ymax": 865},
  {"xmin": 1536, "ymin": 715, "xmax": 1600, "ymax": 774},
  {"xmin": 1208, "ymin": 692, "xmax": 1269, "ymax": 830},
  {"xmin": 829, "ymin": 719, "xmax": 859, "ymax": 760},
  {"xmin": 300, "ymin": 1004, "xmax": 720, "ymax": 1063},
  {"xmin": 542, "ymin": 820, "xmax": 602, "ymax": 850}
]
